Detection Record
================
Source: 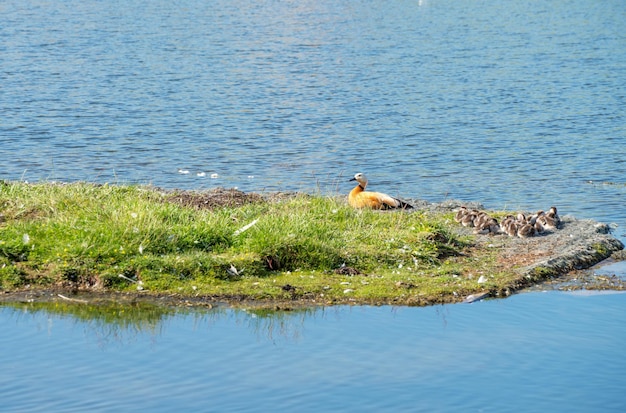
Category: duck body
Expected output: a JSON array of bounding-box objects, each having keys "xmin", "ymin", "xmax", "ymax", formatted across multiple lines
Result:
[{"xmin": 348, "ymin": 173, "xmax": 413, "ymax": 210}]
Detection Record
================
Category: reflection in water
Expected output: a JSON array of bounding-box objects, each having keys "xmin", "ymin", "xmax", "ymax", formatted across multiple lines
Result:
[
  {"xmin": 2, "ymin": 301, "xmax": 175, "ymax": 345},
  {"xmin": 237, "ymin": 307, "xmax": 322, "ymax": 342},
  {"xmin": 1, "ymin": 300, "xmax": 322, "ymax": 345}
]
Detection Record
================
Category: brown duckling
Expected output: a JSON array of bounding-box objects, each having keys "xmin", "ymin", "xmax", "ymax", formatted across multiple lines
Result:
[
  {"xmin": 541, "ymin": 206, "xmax": 561, "ymax": 230},
  {"xmin": 461, "ymin": 210, "xmax": 478, "ymax": 227},
  {"xmin": 501, "ymin": 215, "xmax": 518, "ymax": 237},
  {"xmin": 472, "ymin": 211, "xmax": 491, "ymax": 229},
  {"xmin": 454, "ymin": 206, "xmax": 468, "ymax": 223},
  {"xmin": 530, "ymin": 214, "xmax": 544, "ymax": 234},
  {"xmin": 474, "ymin": 217, "xmax": 500, "ymax": 235},
  {"xmin": 517, "ymin": 222, "xmax": 536, "ymax": 238}
]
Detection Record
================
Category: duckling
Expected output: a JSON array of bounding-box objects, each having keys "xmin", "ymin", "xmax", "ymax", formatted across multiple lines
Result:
[
  {"xmin": 542, "ymin": 206, "xmax": 561, "ymax": 230},
  {"xmin": 473, "ymin": 211, "xmax": 491, "ymax": 229},
  {"xmin": 461, "ymin": 210, "xmax": 477, "ymax": 227},
  {"xmin": 454, "ymin": 206, "xmax": 468, "ymax": 223},
  {"xmin": 503, "ymin": 220, "xmax": 519, "ymax": 237},
  {"xmin": 530, "ymin": 214, "xmax": 545, "ymax": 234},
  {"xmin": 474, "ymin": 217, "xmax": 500, "ymax": 235},
  {"xmin": 517, "ymin": 222, "xmax": 536, "ymax": 238},
  {"xmin": 501, "ymin": 214, "xmax": 516, "ymax": 226},
  {"xmin": 529, "ymin": 210, "xmax": 544, "ymax": 224},
  {"xmin": 472, "ymin": 211, "xmax": 498, "ymax": 233},
  {"xmin": 540, "ymin": 214, "xmax": 559, "ymax": 230},
  {"xmin": 489, "ymin": 218, "xmax": 502, "ymax": 234},
  {"xmin": 548, "ymin": 206, "xmax": 560, "ymax": 220},
  {"xmin": 501, "ymin": 215, "xmax": 518, "ymax": 237},
  {"xmin": 348, "ymin": 173, "xmax": 413, "ymax": 210},
  {"xmin": 490, "ymin": 219, "xmax": 502, "ymax": 234}
]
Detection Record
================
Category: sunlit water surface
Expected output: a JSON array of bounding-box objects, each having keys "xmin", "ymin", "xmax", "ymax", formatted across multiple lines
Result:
[
  {"xmin": 1, "ymin": 0, "xmax": 625, "ymax": 229},
  {"xmin": 2, "ymin": 292, "xmax": 626, "ymax": 412},
  {"xmin": 2, "ymin": 0, "xmax": 626, "ymax": 410}
]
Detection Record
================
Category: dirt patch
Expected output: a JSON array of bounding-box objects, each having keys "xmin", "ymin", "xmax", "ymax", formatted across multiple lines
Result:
[
  {"xmin": 334, "ymin": 266, "xmax": 364, "ymax": 276},
  {"xmin": 164, "ymin": 187, "xmax": 266, "ymax": 210},
  {"xmin": 162, "ymin": 187, "xmax": 306, "ymax": 211}
]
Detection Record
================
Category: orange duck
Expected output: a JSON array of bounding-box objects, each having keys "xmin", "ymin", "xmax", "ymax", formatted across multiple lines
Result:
[{"xmin": 348, "ymin": 173, "xmax": 413, "ymax": 210}]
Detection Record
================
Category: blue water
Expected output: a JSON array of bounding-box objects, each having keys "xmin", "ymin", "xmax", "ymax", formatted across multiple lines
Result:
[
  {"xmin": 2, "ymin": 292, "xmax": 626, "ymax": 412},
  {"xmin": 2, "ymin": 0, "xmax": 626, "ymax": 410},
  {"xmin": 2, "ymin": 0, "xmax": 625, "ymax": 225}
]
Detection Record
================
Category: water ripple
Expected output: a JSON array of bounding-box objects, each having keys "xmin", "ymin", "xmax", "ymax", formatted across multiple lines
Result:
[
  {"xmin": 1, "ymin": 0, "xmax": 625, "ymax": 230},
  {"xmin": 2, "ymin": 292, "xmax": 626, "ymax": 411}
]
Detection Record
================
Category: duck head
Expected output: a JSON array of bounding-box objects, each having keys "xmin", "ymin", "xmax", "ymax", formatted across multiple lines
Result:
[{"xmin": 350, "ymin": 172, "xmax": 368, "ymax": 189}]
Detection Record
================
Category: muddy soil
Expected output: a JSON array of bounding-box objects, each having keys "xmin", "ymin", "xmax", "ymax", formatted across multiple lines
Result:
[
  {"xmin": 164, "ymin": 187, "xmax": 267, "ymax": 209},
  {"xmin": 163, "ymin": 187, "xmax": 305, "ymax": 210}
]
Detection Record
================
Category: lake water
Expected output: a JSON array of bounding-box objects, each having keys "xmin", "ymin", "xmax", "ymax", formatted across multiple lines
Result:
[
  {"xmin": 2, "ymin": 0, "xmax": 626, "ymax": 410},
  {"xmin": 2, "ymin": 291, "xmax": 626, "ymax": 412}
]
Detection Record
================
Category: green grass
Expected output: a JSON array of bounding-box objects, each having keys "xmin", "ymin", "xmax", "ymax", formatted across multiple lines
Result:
[{"xmin": 0, "ymin": 181, "xmax": 510, "ymax": 305}]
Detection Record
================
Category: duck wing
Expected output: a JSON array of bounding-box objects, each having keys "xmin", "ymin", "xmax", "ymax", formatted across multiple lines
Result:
[{"xmin": 369, "ymin": 191, "xmax": 413, "ymax": 210}]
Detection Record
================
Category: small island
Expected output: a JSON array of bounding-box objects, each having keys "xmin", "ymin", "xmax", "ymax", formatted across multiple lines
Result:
[{"xmin": 1, "ymin": 181, "xmax": 624, "ymax": 308}]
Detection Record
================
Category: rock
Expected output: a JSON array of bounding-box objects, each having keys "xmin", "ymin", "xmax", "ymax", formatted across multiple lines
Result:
[
  {"xmin": 464, "ymin": 292, "xmax": 490, "ymax": 303},
  {"xmin": 611, "ymin": 250, "xmax": 626, "ymax": 261},
  {"xmin": 495, "ymin": 216, "xmax": 624, "ymax": 287},
  {"xmin": 595, "ymin": 223, "xmax": 611, "ymax": 234}
]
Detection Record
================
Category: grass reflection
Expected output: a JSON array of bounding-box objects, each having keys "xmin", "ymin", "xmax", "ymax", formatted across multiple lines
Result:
[
  {"xmin": 1, "ymin": 299, "xmax": 324, "ymax": 344},
  {"xmin": 237, "ymin": 306, "xmax": 322, "ymax": 342},
  {"xmin": 2, "ymin": 300, "xmax": 177, "ymax": 342}
]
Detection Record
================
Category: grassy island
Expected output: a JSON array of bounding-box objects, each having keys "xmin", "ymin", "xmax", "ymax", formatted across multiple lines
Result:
[{"xmin": 0, "ymin": 181, "xmax": 623, "ymax": 307}]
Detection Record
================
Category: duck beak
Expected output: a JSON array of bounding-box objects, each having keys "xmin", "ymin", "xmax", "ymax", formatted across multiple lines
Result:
[{"xmin": 349, "ymin": 177, "xmax": 357, "ymax": 182}]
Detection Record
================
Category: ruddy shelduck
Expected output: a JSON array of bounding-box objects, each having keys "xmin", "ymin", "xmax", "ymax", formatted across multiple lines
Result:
[{"xmin": 348, "ymin": 173, "xmax": 412, "ymax": 210}]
